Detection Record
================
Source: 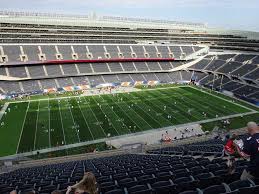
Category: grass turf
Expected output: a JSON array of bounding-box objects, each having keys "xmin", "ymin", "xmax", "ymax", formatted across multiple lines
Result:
[{"xmin": 0, "ymin": 86, "xmax": 256, "ymax": 157}]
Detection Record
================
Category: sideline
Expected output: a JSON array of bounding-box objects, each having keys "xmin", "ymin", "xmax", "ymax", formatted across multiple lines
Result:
[
  {"xmin": 190, "ymin": 86, "xmax": 257, "ymax": 112},
  {"xmin": 0, "ymin": 102, "xmax": 9, "ymax": 121},
  {"xmin": 6, "ymin": 85, "xmax": 185, "ymax": 104},
  {"xmin": 0, "ymin": 110, "xmax": 256, "ymax": 160}
]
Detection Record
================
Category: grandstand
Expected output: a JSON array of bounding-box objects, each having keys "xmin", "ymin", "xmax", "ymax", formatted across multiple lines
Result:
[{"xmin": 0, "ymin": 10, "xmax": 258, "ymax": 194}]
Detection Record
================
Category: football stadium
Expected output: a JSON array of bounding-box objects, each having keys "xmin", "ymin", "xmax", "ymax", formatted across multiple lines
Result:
[{"xmin": 0, "ymin": 3, "xmax": 259, "ymax": 194}]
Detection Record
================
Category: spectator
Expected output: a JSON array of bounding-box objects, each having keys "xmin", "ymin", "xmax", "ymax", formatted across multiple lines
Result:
[
  {"xmin": 224, "ymin": 134, "xmax": 237, "ymax": 156},
  {"xmin": 66, "ymin": 172, "xmax": 98, "ymax": 194},
  {"xmin": 235, "ymin": 122, "xmax": 259, "ymax": 180}
]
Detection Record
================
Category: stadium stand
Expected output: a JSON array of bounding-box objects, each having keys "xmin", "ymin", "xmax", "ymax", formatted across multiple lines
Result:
[
  {"xmin": 1, "ymin": 147, "xmax": 258, "ymax": 193},
  {"xmin": 0, "ymin": 12, "xmax": 257, "ymax": 102},
  {"xmin": 186, "ymin": 53, "xmax": 259, "ymax": 101},
  {"xmin": 0, "ymin": 11, "xmax": 259, "ymax": 194}
]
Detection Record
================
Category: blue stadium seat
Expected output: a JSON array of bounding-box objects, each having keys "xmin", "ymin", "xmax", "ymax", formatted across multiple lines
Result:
[
  {"xmin": 127, "ymin": 184, "xmax": 152, "ymax": 194},
  {"xmin": 105, "ymin": 189, "xmax": 125, "ymax": 194},
  {"xmin": 202, "ymin": 183, "xmax": 229, "ymax": 194},
  {"xmin": 228, "ymin": 179, "xmax": 255, "ymax": 192},
  {"xmin": 151, "ymin": 180, "xmax": 176, "ymax": 194},
  {"xmin": 174, "ymin": 176, "xmax": 199, "ymax": 192}
]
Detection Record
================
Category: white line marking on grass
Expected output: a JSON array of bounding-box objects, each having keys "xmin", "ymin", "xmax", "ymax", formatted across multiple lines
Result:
[
  {"xmin": 66, "ymin": 99, "xmax": 81, "ymax": 143},
  {"xmin": 7, "ymin": 111, "xmax": 257, "ymax": 160},
  {"xmin": 113, "ymin": 101, "xmax": 145, "ymax": 133},
  {"xmin": 16, "ymin": 101, "xmax": 30, "ymax": 154},
  {"xmin": 179, "ymin": 90, "xmax": 236, "ymax": 116},
  {"xmin": 117, "ymin": 93, "xmax": 157, "ymax": 130},
  {"xmin": 81, "ymin": 96, "xmax": 107, "ymax": 137},
  {"xmin": 91, "ymin": 96, "xmax": 121, "ymax": 136},
  {"xmin": 58, "ymin": 99, "xmax": 67, "ymax": 145},
  {"xmin": 124, "ymin": 93, "xmax": 166, "ymax": 127},
  {"xmin": 191, "ymin": 86, "xmax": 256, "ymax": 112},
  {"xmin": 98, "ymin": 95, "xmax": 133, "ymax": 134},
  {"xmin": 160, "ymin": 89, "xmax": 225, "ymax": 118},
  {"xmin": 7, "ymin": 86, "xmax": 188, "ymax": 104},
  {"xmin": 143, "ymin": 91, "xmax": 193, "ymax": 123},
  {"xmin": 0, "ymin": 102, "xmax": 9, "ymax": 121},
  {"xmin": 77, "ymin": 96, "xmax": 94, "ymax": 140},
  {"xmin": 48, "ymin": 98, "xmax": 51, "ymax": 148},
  {"xmin": 135, "ymin": 91, "xmax": 194, "ymax": 125},
  {"xmin": 33, "ymin": 101, "xmax": 40, "ymax": 150}
]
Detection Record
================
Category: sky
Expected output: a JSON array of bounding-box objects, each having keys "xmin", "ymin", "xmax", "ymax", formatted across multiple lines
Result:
[{"xmin": 1, "ymin": 0, "xmax": 259, "ymax": 31}]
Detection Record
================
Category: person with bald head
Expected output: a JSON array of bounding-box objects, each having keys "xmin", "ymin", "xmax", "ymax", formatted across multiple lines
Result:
[
  {"xmin": 235, "ymin": 121, "xmax": 259, "ymax": 180},
  {"xmin": 246, "ymin": 121, "xmax": 259, "ymax": 135}
]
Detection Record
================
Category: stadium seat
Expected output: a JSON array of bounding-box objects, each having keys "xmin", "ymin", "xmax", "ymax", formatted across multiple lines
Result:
[
  {"xmin": 202, "ymin": 183, "xmax": 229, "ymax": 194},
  {"xmin": 179, "ymin": 189, "xmax": 202, "ymax": 194},
  {"xmin": 155, "ymin": 171, "xmax": 174, "ymax": 181},
  {"xmin": 238, "ymin": 186, "xmax": 259, "ymax": 194},
  {"xmin": 97, "ymin": 176, "xmax": 112, "ymax": 183},
  {"xmin": 39, "ymin": 185, "xmax": 58, "ymax": 193},
  {"xmin": 128, "ymin": 171, "xmax": 143, "ymax": 178},
  {"xmin": 105, "ymin": 189, "xmax": 125, "ymax": 194},
  {"xmin": 127, "ymin": 184, "xmax": 152, "ymax": 194},
  {"xmin": 194, "ymin": 173, "xmax": 221, "ymax": 189},
  {"xmin": 118, "ymin": 177, "xmax": 138, "ymax": 188},
  {"xmin": 151, "ymin": 180, "xmax": 176, "ymax": 194},
  {"xmin": 174, "ymin": 176, "xmax": 199, "ymax": 192},
  {"xmin": 137, "ymin": 175, "xmax": 157, "ymax": 184},
  {"xmin": 58, "ymin": 182, "xmax": 72, "ymax": 190},
  {"xmin": 113, "ymin": 173, "xmax": 129, "ymax": 180},
  {"xmin": 189, "ymin": 166, "xmax": 208, "ymax": 176},
  {"xmin": 228, "ymin": 179, "xmax": 255, "ymax": 191},
  {"xmin": 205, "ymin": 164, "xmax": 221, "ymax": 172},
  {"xmin": 100, "ymin": 181, "xmax": 117, "ymax": 193}
]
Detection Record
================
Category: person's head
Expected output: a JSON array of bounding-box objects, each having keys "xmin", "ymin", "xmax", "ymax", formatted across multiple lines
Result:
[
  {"xmin": 71, "ymin": 172, "xmax": 97, "ymax": 194},
  {"xmin": 247, "ymin": 122, "xmax": 259, "ymax": 135},
  {"xmin": 225, "ymin": 134, "xmax": 230, "ymax": 140}
]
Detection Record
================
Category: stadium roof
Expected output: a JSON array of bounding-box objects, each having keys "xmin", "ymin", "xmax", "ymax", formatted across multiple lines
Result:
[{"xmin": 0, "ymin": 10, "xmax": 207, "ymax": 30}]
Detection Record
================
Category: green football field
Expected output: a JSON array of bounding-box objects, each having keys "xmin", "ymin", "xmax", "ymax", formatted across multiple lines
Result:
[{"xmin": 0, "ymin": 86, "xmax": 256, "ymax": 157}]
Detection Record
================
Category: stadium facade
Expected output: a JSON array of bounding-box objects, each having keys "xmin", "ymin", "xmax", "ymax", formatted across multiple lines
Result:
[
  {"xmin": 0, "ymin": 10, "xmax": 258, "ymax": 157},
  {"xmin": 0, "ymin": 11, "xmax": 259, "ymax": 194},
  {"xmin": 0, "ymin": 11, "xmax": 258, "ymax": 104}
]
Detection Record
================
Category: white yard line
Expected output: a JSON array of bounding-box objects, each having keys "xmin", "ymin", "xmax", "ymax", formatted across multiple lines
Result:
[
  {"xmin": 58, "ymin": 100, "xmax": 67, "ymax": 145},
  {"xmin": 3, "ymin": 85, "xmax": 259, "ymax": 113},
  {"xmin": 65, "ymin": 99, "xmax": 81, "ymax": 142},
  {"xmin": 81, "ymin": 97, "xmax": 107, "ymax": 137},
  {"xmin": 91, "ymin": 96, "xmax": 121, "ymax": 136},
  {"xmin": 5, "ymin": 110, "xmax": 256, "ymax": 160},
  {"xmin": 33, "ymin": 101, "xmax": 40, "ymax": 150},
  {"xmin": 147, "ymin": 91, "xmax": 199, "ymax": 122},
  {"xmin": 124, "ymin": 94, "xmax": 166, "ymax": 127},
  {"xmin": 48, "ymin": 98, "xmax": 51, "ymax": 148},
  {"xmin": 149, "ymin": 90, "xmax": 203, "ymax": 120},
  {"xmin": 77, "ymin": 96, "xmax": 94, "ymax": 140},
  {"xmin": 162, "ymin": 89, "xmax": 233, "ymax": 117},
  {"xmin": 118, "ymin": 94, "xmax": 160, "ymax": 129},
  {"xmin": 16, "ymin": 101, "xmax": 30, "ymax": 154},
  {"xmin": 6, "ymin": 86, "xmax": 186, "ymax": 104},
  {"xmin": 192, "ymin": 87, "xmax": 257, "ymax": 112},
  {"xmin": 112, "ymin": 98, "xmax": 151, "ymax": 132},
  {"xmin": 0, "ymin": 102, "xmax": 9, "ymax": 121},
  {"xmin": 98, "ymin": 94, "xmax": 133, "ymax": 134}
]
